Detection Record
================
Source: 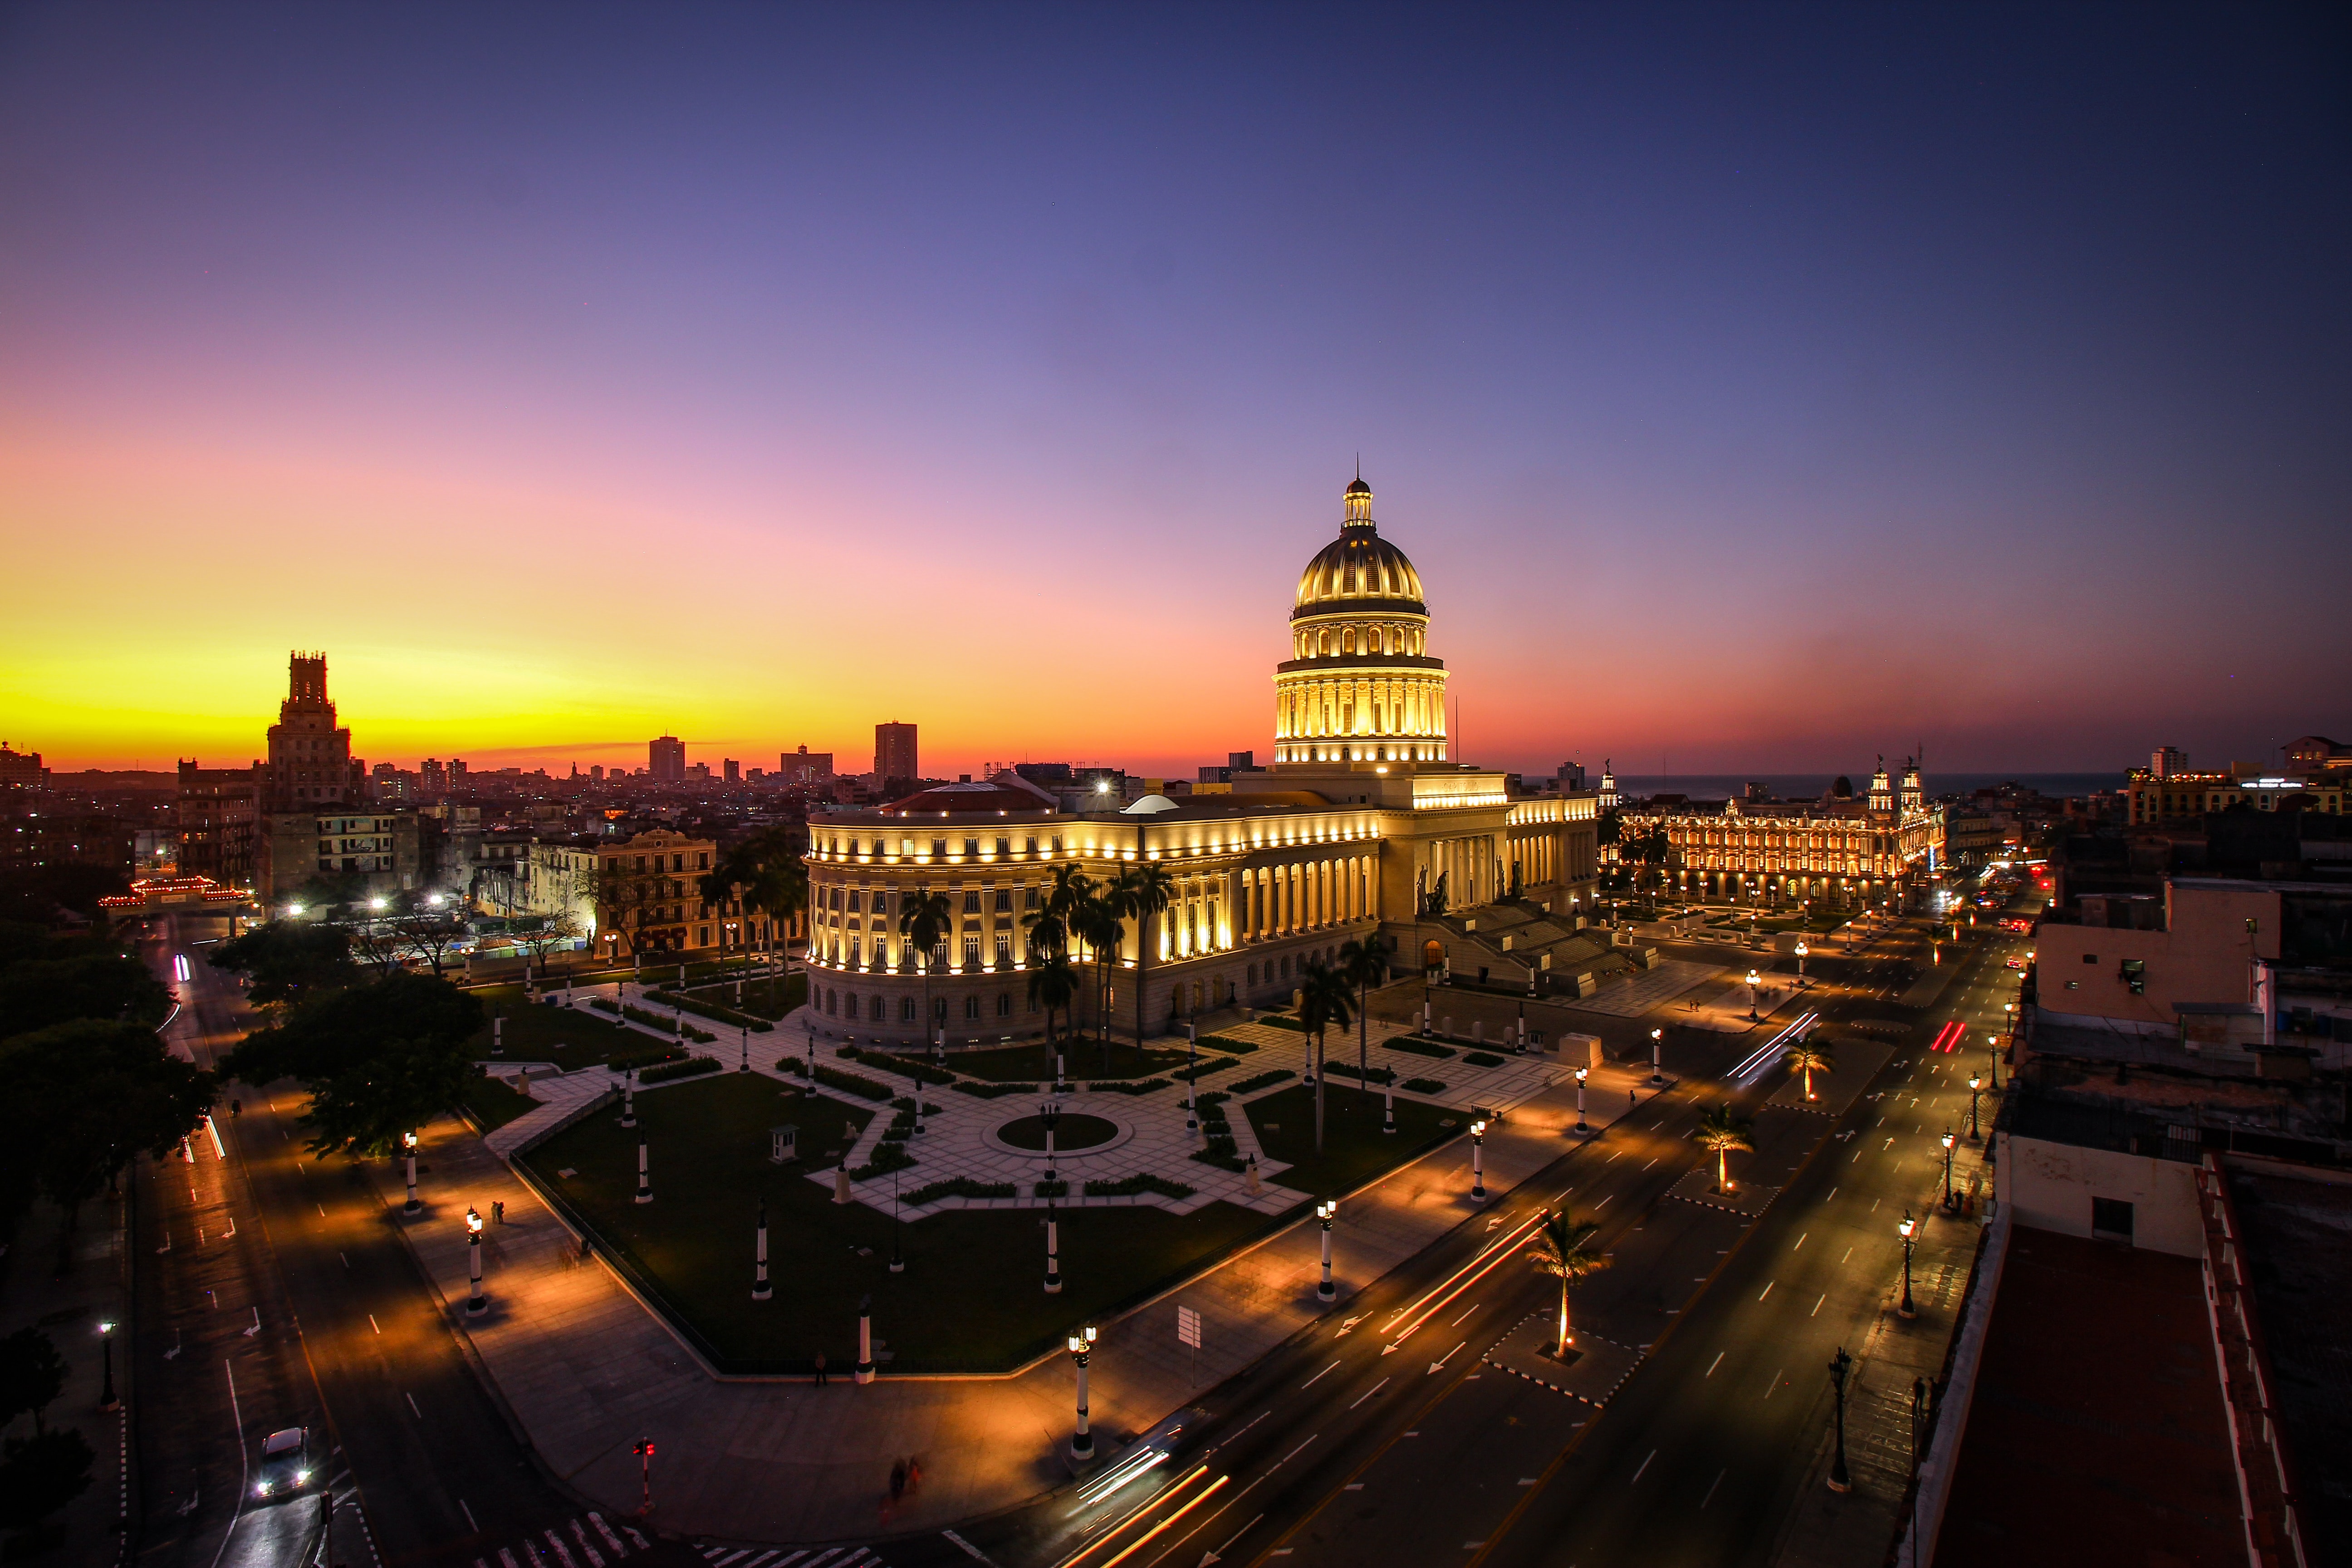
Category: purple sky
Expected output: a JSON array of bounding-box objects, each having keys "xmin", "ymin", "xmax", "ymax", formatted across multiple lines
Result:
[{"xmin": 3, "ymin": 4, "xmax": 2346, "ymax": 779}]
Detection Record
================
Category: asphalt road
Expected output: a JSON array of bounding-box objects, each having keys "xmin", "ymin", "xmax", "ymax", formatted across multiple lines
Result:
[
  {"xmin": 133, "ymin": 915, "xmax": 700, "ymax": 1568},
  {"xmin": 946, "ymin": 903, "xmax": 2034, "ymax": 1568}
]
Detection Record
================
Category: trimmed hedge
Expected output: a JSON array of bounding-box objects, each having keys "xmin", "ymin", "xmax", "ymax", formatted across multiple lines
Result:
[
  {"xmin": 1084, "ymin": 1173, "xmax": 1195, "ymax": 1199},
  {"xmin": 647, "ymin": 988, "xmax": 774, "ymax": 1033},
  {"xmin": 1384, "ymin": 1037, "xmax": 1457, "ymax": 1059},
  {"xmin": 902, "ymin": 1177, "xmax": 1015, "ymax": 1204},
  {"xmin": 1089, "ymin": 1078, "xmax": 1172, "ymax": 1096},
  {"xmin": 605, "ymin": 1047, "xmax": 689, "ymax": 1073},
  {"xmin": 1255, "ymin": 1014, "xmax": 1310, "ymax": 1033},
  {"xmin": 639, "ymin": 1056, "xmax": 722, "ymax": 1084},
  {"xmin": 1033, "ymin": 1179, "xmax": 1070, "ymax": 1199},
  {"xmin": 1463, "ymin": 1052, "xmax": 1505, "ymax": 1067},
  {"xmin": 778, "ymin": 1058, "xmax": 895, "ymax": 1102},
  {"xmin": 840, "ymin": 1045, "xmax": 956, "ymax": 1086},
  {"xmin": 1228, "ymin": 1069, "xmax": 1297, "ymax": 1095},
  {"xmin": 951, "ymin": 1079, "xmax": 1034, "ymax": 1100},
  {"xmin": 849, "ymin": 1142, "xmax": 916, "ymax": 1179},
  {"xmin": 1195, "ymin": 1034, "xmax": 1259, "ymax": 1054},
  {"xmin": 1402, "ymin": 1077, "xmax": 1449, "ymax": 1095},
  {"xmin": 1328, "ymin": 1063, "xmax": 1396, "ymax": 1086}
]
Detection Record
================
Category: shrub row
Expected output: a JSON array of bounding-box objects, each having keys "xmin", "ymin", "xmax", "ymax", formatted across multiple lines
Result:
[
  {"xmin": 1194, "ymin": 1034, "xmax": 1259, "ymax": 1054},
  {"xmin": 902, "ymin": 1177, "xmax": 1015, "ymax": 1205},
  {"xmin": 839, "ymin": 1045, "xmax": 956, "ymax": 1085},
  {"xmin": 1462, "ymin": 1052, "xmax": 1504, "ymax": 1067},
  {"xmin": 1402, "ymin": 1077, "xmax": 1449, "ymax": 1095},
  {"xmin": 849, "ymin": 1142, "xmax": 916, "ymax": 1179},
  {"xmin": 776, "ymin": 1058, "xmax": 896, "ymax": 1102},
  {"xmin": 647, "ymin": 988, "xmax": 774, "ymax": 1033},
  {"xmin": 638, "ymin": 1056, "xmax": 722, "ymax": 1085},
  {"xmin": 1033, "ymin": 1179, "xmax": 1069, "ymax": 1199},
  {"xmin": 1328, "ymin": 1063, "xmax": 1396, "ymax": 1086},
  {"xmin": 1084, "ymin": 1173, "xmax": 1195, "ymax": 1199},
  {"xmin": 606, "ymin": 1000, "xmax": 717, "ymax": 1043},
  {"xmin": 606, "ymin": 1047, "xmax": 688, "ymax": 1073},
  {"xmin": 1383, "ymin": 1037, "xmax": 1456, "ymax": 1059},
  {"xmin": 1227, "ymin": 1069, "xmax": 1297, "ymax": 1095},
  {"xmin": 951, "ymin": 1080, "xmax": 1034, "ymax": 1099},
  {"xmin": 1089, "ymin": 1078, "xmax": 1171, "ymax": 1096},
  {"xmin": 1255, "ymin": 1014, "xmax": 1310, "ymax": 1033}
]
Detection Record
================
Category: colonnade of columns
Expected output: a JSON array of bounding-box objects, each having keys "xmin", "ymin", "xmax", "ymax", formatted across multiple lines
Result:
[{"xmin": 1237, "ymin": 853, "xmax": 1376, "ymax": 942}]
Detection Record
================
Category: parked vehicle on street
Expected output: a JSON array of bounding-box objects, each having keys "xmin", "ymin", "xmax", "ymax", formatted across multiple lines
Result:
[{"xmin": 255, "ymin": 1426, "xmax": 313, "ymax": 1501}]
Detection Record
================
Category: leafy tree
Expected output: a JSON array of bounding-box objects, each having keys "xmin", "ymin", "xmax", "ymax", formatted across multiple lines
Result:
[
  {"xmin": 1528, "ymin": 1210, "xmax": 1611, "ymax": 1357},
  {"xmin": 0, "ymin": 864, "xmax": 130, "ymax": 925},
  {"xmin": 896, "ymin": 888, "xmax": 954, "ymax": 1046},
  {"xmin": 0, "ymin": 952, "xmax": 171, "ymax": 1039},
  {"xmin": 1694, "ymin": 1103, "xmax": 1756, "ymax": 1194},
  {"xmin": 0, "ymin": 1019, "xmax": 215, "ymax": 1241},
  {"xmin": 1297, "ymin": 960, "xmax": 1355, "ymax": 1155},
  {"xmin": 1336, "ymin": 936, "xmax": 1388, "ymax": 1102},
  {"xmin": 220, "ymin": 970, "xmax": 483, "ymax": 1157},
  {"xmin": 1595, "ymin": 808, "xmax": 1622, "ymax": 848},
  {"xmin": 0, "ymin": 1330, "xmax": 66, "ymax": 1435},
  {"xmin": 0, "ymin": 1427, "xmax": 93, "ymax": 1529},
  {"xmin": 208, "ymin": 920, "xmax": 357, "ymax": 1006},
  {"xmin": 1784, "ymin": 1040, "xmax": 1836, "ymax": 1102},
  {"xmin": 1115, "ymin": 863, "xmax": 1174, "ymax": 1059}
]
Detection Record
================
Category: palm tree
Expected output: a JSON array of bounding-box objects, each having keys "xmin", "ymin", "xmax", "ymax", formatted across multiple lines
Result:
[
  {"xmin": 1694, "ymin": 1104, "xmax": 1756, "ymax": 1194},
  {"xmin": 1117, "ymin": 862, "xmax": 1175, "ymax": 1060},
  {"xmin": 1784, "ymin": 1039, "xmax": 1835, "ymax": 1102},
  {"xmin": 1071, "ymin": 887, "xmax": 1125, "ymax": 1073},
  {"xmin": 897, "ymin": 887, "xmax": 954, "ymax": 1047},
  {"xmin": 1297, "ymin": 961, "xmax": 1355, "ymax": 1156},
  {"xmin": 1336, "ymin": 936, "xmax": 1387, "ymax": 1102},
  {"xmin": 1528, "ymin": 1210, "xmax": 1611, "ymax": 1357},
  {"xmin": 1026, "ymin": 948, "xmax": 1080, "ymax": 1079}
]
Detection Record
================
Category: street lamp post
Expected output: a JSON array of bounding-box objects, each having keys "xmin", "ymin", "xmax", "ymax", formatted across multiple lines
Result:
[
  {"xmin": 1987, "ymin": 1034, "xmax": 2002, "ymax": 1091},
  {"xmin": 636, "ymin": 1135, "xmax": 652, "ymax": 1204},
  {"xmin": 466, "ymin": 1206, "xmax": 487, "ymax": 1315},
  {"xmin": 1042, "ymin": 1098, "xmax": 1060, "ymax": 1183},
  {"xmin": 1897, "ymin": 1210, "xmax": 1917, "ymax": 1319},
  {"xmin": 1826, "ymin": 1347, "xmax": 1853, "ymax": 1492},
  {"xmin": 1967, "ymin": 1075, "xmax": 1983, "ymax": 1142},
  {"xmin": 1745, "ymin": 969, "xmax": 1761, "ymax": 1022},
  {"xmin": 1067, "ymin": 1326, "xmax": 1098, "ymax": 1460},
  {"xmin": 1044, "ymin": 1199, "xmax": 1061, "ymax": 1294},
  {"xmin": 402, "ymin": 1131, "xmax": 421, "ymax": 1214},
  {"xmin": 1794, "ymin": 941, "xmax": 1808, "ymax": 989},
  {"xmin": 1316, "ymin": 1199, "xmax": 1338, "ymax": 1302},
  {"xmin": 854, "ymin": 1294, "xmax": 875, "ymax": 1385},
  {"xmin": 1470, "ymin": 1119, "xmax": 1488, "ymax": 1201},
  {"xmin": 889, "ymin": 1169, "xmax": 904, "ymax": 1273},
  {"xmin": 1186, "ymin": 1024, "xmax": 1199, "ymax": 1137},
  {"xmin": 1650, "ymin": 1026, "xmax": 1665, "ymax": 1086},
  {"xmin": 1941, "ymin": 1129, "xmax": 1955, "ymax": 1209},
  {"xmin": 1574, "ymin": 1067, "xmax": 1590, "ymax": 1135},
  {"xmin": 753, "ymin": 1200, "xmax": 772, "ymax": 1300},
  {"xmin": 621, "ymin": 1066, "xmax": 637, "ymax": 1129},
  {"xmin": 740, "ymin": 1023, "xmax": 750, "ymax": 1072},
  {"xmin": 98, "ymin": 1321, "xmax": 118, "ymax": 1412}
]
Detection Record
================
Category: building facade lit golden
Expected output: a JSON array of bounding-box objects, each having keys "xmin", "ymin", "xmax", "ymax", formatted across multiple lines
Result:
[
  {"xmin": 1619, "ymin": 760, "xmax": 1945, "ymax": 907},
  {"xmin": 801, "ymin": 475, "xmax": 1604, "ymax": 1045}
]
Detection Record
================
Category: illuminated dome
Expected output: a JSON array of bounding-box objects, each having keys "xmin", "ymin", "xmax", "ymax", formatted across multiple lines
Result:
[
  {"xmin": 1273, "ymin": 475, "xmax": 1448, "ymax": 765},
  {"xmin": 1292, "ymin": 479, "xmax": 1427, "ymax": 615}
]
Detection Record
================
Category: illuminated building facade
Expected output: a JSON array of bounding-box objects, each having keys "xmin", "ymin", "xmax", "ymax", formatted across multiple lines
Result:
[
  {"xmin": 1620, "ymin": 759, "xmax": 1945, "ymax": 908},
  {"xmin": 258, "ymin": 652, "xmax": 364, "ymax": 811},
  {"xmin": 802, "ymin": 475, "xmax": 1603, "ymax": 1045}
]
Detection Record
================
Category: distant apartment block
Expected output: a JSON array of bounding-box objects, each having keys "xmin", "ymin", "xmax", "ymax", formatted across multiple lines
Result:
[
  {"xmin": 874, "ymin": 721, "xmax": 917, "ymax": 782},
  {"xmin": 0, "ymin": 743, "xmax": 46, "ymax": 791},
  {"xmin": 176, "ymin": 759, "xmax": 258, "ymax": 885},
  {"xmin": 783, "ymin": 746, "xmax": 836, "ymax": 786},
  {"xmin": 649, "ymin": 735, "xmax": 686, "ymax": 782}
]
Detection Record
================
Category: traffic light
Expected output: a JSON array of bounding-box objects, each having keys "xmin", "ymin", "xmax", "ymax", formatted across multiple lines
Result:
[{"xmin": 2121, "ymin": 959, "xmax": 2146, "ymax": 995}]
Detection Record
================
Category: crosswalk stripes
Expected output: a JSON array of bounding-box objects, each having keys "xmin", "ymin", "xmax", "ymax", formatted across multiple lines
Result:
[
  {"xmin": 477, "ymin": 1514, "xmax": 653, "ymax": 1568},
  {"xmin": 698, "ymin": 1548, "xmax": 886, "ymax": 1568}
]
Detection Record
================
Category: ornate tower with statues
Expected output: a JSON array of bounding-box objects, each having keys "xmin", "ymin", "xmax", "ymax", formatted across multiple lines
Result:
[{"xmin": 1273, "ymin": 475, "xmax": 1449, "ymax": 764}]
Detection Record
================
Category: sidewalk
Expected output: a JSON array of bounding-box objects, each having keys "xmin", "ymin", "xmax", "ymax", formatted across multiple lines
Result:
[
  {"xmin": 394, "ymin": 1018, "xmax": 1674, "ymax": 1544},
  {"xmin": 0, "ymin": 1192, "xmax": 130, "ymax": 1561}
]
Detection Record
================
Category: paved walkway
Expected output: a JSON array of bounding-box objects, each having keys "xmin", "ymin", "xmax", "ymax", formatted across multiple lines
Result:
[{"xmin": 404, "ymin": 1012, "xmax": 1671, "ymax": 1544}]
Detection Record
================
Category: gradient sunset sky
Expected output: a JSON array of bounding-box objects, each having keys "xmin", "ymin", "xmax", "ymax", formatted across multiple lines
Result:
[{"xmin": 4, "ymin": 5, "xmax": 2345, "ymax": 780}]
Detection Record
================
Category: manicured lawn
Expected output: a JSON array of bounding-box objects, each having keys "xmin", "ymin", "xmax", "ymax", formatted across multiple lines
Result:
[
  {"xmin": 462, "ymin": 1071, "xmax": 540, "ymax": 1132},
  {"xmin": 1243, "ymin": 1084, "xmax": 1464, "ymax": 1204},
  {"xmin": 467, "ymin": 995, "xmax": 652, "ymax": 1069},
  {"xmin": 519, "ymin": 1073, "xmax": 1290, "ymax": 1373}
]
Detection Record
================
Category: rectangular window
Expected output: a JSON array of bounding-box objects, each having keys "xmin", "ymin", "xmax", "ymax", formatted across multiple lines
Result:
[
  {"xmin": 1051, "ymin": 836, "xmax": 1064, "ymax": 854},
  {"xmin": 1024, "ymin": 886, "xmax": 1040, "ymax": 909},
  {"xmin": 994, "ymin": 888, "xmax": 1012, "ymax": 912},
  {"xmin": 2090, "ymin": 1196, "xmax": 2134, "ymax": 1243},
  {"xmin": 962, "ymin": 936, "xmax": 980, "ymax": 970},
  {"xmin": 900, "ymin": 996, "xmax": 916, "ymax": 1022},
  {"xmin": 995, "ymin": 934, "xmax": 1011, "ymax": 967},
  {"xmin": 964, "ymin": 889, "xmax": 982, "ymax": 913},
  {"xmin": 996, "ymin": 838, "xmax": 1011, "ymax": 856},
  {"xmin": 1026, "ymin": 837, "xmax": 1039, "ymax": 853},
  {"xmin": 932, "ymin": 839, "xmax": 947, "ymax": 858},
  {"xmin": 965, "ymin": 838, "xmax": 980, "ymax": 857}
]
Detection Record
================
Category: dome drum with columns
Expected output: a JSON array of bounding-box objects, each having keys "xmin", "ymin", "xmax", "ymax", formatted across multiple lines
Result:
[{"xmin": 1275, "ymin": 477, "xmax": 1448, "ymax": 764}]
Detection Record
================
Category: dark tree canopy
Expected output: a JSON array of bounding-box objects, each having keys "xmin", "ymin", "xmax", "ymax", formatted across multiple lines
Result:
[
  {"xmin": 0, "ymin": 1330, "xmax": 65, "ymax": 1434},
  {"xmin": 0, "ymin": 1019, "xmax": 216, "ymax": 1218},
  {"xmin": 222, "ymin": 970, "xmax": 483, "ymax": 1156},
  {"xmin": 0, "ymin": 1427, "xmax": 93, "ymax": 1528},
  {"xmin": 0, "ymin": 952, "xmax": 172, "ymax": 1039},
  {"xmin": 209, "ymin": 920, "xmax": 358, "ymax": 1005}
]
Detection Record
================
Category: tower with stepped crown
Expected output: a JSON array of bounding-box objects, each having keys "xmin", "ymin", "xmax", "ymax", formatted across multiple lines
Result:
[{"xmin": 1273, "ymin": 474, "xmax": 1449, "ymax": 764}]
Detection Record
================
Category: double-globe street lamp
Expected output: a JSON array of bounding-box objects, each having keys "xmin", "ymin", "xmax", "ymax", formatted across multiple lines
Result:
[
  {"xmin": 1068, "ymin": 1325, "xmax": 1099, "ymax": 1460},
  {"xmin": 1897, "ymin": 1210, "xmax": 1917, "ymax": 1319},
  {"xmin": 1967, "ymin": 1074, "xmax": 1983, "ymax": 1142},
  {"xmin": 1940, "ymin": 1129, "xmax": 1956, "ymax": 1209},
  {"xmin": 1573, "ymin": 1067, "xmax": 1590, "ymax": 1135},
  {"xmin": 1316, "ymin": 1199, "xmax": 1339, "ymax": 1303},
  {"xmin": 466, "ymin": 1206, "xmax": 487, "ymax": 1316},
  {"xmin": 1650, "ymin": 1026, "xmax": 1665, "ymax": 1086},
  {"xmin": 402, "ymin": 1131, "xmax": 421, "ymax": 1215},
  {"xmin": 1470, "ymin": 1119, "xmax": 1488, "ymax": 1201}
]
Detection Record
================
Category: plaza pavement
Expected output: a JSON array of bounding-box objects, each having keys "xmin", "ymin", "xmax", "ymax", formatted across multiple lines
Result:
[{"xmin": 417, "ymin": 1004, "xmax": 1676, "ymax": 1544}]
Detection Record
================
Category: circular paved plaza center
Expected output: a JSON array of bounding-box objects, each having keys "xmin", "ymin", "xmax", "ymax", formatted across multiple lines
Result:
[{"xmin": 993, "ymin": 1112, "xmax": 1120, "ymax": 1152}]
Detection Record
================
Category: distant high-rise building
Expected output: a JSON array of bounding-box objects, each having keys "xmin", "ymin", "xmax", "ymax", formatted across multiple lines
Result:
[
  {"xmin": 176, "ymin": 759, "xmax": 256, "ymax": 882},
  {"xmin": 2151, "ymin": 746, "xmax": 2190, "ymax": 779},
  {"xmin": 0, "ymin": 743, "xmax": 45, "ymax": 791},
  {"xmin": 783, "ymin": 746, "xmax": 835, "ymax": 786},
  {"xmin": 723, "ymin": 758, "xmax": 740, "ymax": 783},
  {"xmin": 650, "ymin": 735, "xmax": 686, "ymax": 782},
  {"xmin": 258, "ymin": 652, "xmax": 363, "ymax": 811},
  {"xmin": 589, "ymin": 764, "xmax": 606, "ymax": 782},
  {"xmin": 875, "ymin": 721, "xmax": 918, "ymax": 782}
]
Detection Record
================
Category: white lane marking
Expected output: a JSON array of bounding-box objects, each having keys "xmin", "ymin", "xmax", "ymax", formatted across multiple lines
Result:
[
  {"xmin": 368, "ymin": 1315, "xmax": 380, "ymax": 1334},
  {"xmin": 407, "ymin": 1392, "xmax": 421, "ymax": 1418},
  {"xmin": 1705, "ymin": 1352, "xmax": 1725, "ymax": 1377},
  {"xmin": 1276, "ymin": 1434, "xmax": 1319, "ymax": 1468},
  {"xmin": 570, "ymin": 1519, "xmax": 607, "ymax": 1567},
  {"xmin": 1302, "ymin": 1360, "xmax": 1339, "ymax": 1388},
  {"xmin": 1842, "ymin": 1246, "xmax": 1855, "ymax": 1263},
  {"xmin": 459, "ymin": 1498, "xmax": 478, "ymax": 1532},
  {"xmin": 1811, "ymin": 1294, "xmax": 1825, "ymax": 1318},
  {"xmin": 1758, "ymin": 1282, "xmax": 1773, "ymax": 1301},
  {"xmin": 1763, "ymin": 1367, "xmax": 1784, "ymax": 1400},
  {"xmin": 1793, "ymin": 1233, "xmax": 1807, "ymax": 1250},
  {"xmin": 1348, "ymin": 1377, "xmax": 1390, "ymax": 1410},
  {"xmin": 544, "ymin": 1530, "xmax": 580, "ymax": 1568},
  {"xmin": 588, "ymin": 1515, "xmax": 628, "ymax": 1554},
  {"xmin": 1631, "ymin": 1449, "xmax": 1657, "ymax": 1484},
  {"xmin": 1448, "ymin": 1301, "xmax": 1480, "ymax": 1328},
  {"xmin": 499, "ymin": 1552, "xmax": 521, "ymax": 1568},
  {"xmin": 1701, "ymin": 1468, "xmax": 1727, "ymax": 1509}
]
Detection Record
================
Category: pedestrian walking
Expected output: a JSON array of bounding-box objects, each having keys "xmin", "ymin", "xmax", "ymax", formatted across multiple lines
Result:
[
  {"xmin": 492, "ymin": 1200, "xmax": 505, "ymax": 1224},
  {"xmin": 813, "ymin": 1351, "xmax": 828, "ymax": 1385}
]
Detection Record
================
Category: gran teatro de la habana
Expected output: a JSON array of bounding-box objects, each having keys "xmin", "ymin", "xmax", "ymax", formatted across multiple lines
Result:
[{"xmin": 801, "ymin": 475, "xmax": 1612, "ymax": 1047}]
